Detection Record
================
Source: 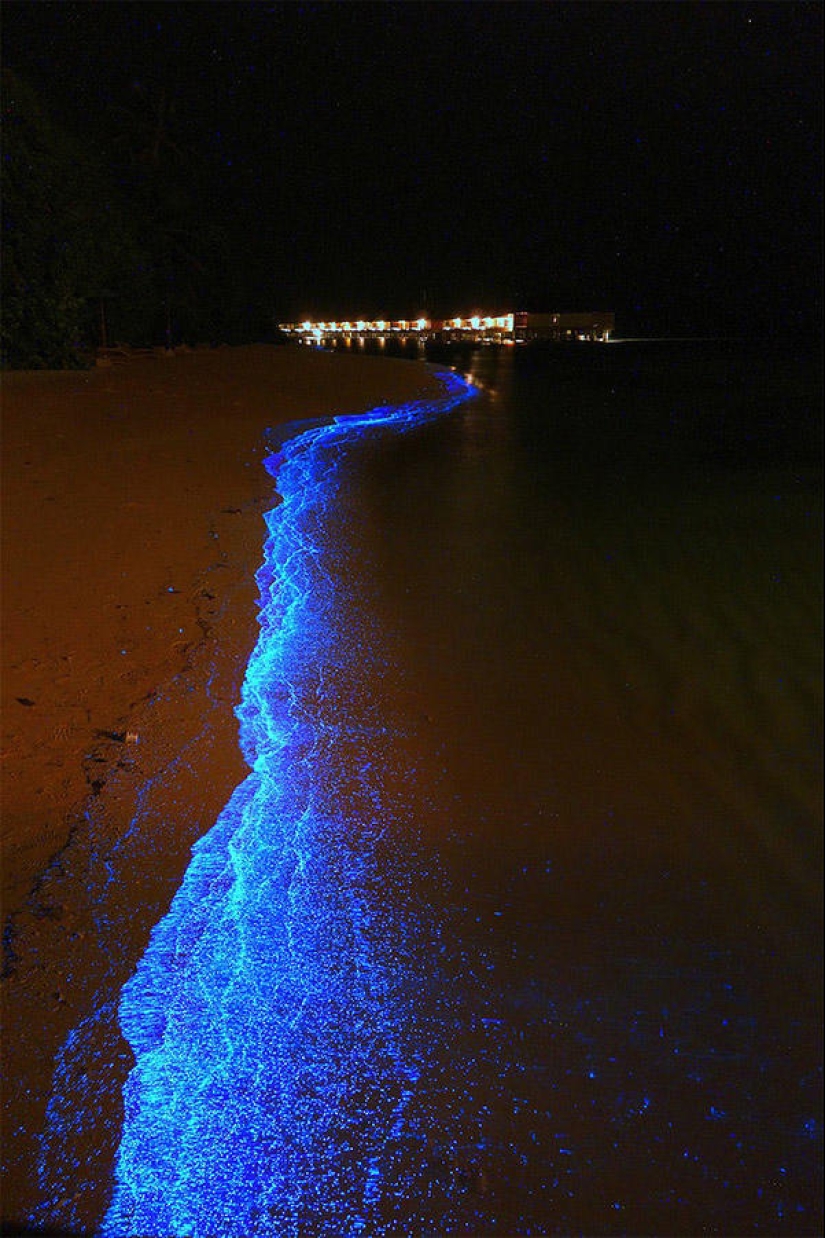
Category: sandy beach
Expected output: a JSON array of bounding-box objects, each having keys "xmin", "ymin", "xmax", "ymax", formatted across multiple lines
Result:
[
  {"xmin": 2, "ymin": 340, "xmax": 821, "ymax": 1235},
  {"xmin": 1, "ymin": 344, "xmax": 445, "ymax": 1231}
]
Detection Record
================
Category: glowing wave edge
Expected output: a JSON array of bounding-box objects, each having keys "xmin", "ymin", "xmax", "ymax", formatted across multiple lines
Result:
[{"xmin": 102, "ymin": 371, "xmax": 474, "ymax": 1237}]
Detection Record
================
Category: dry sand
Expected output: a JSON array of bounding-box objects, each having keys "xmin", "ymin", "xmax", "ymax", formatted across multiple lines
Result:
[{"xmin": 0, "ymin": 344, "xmax": 445, "ymax": 1231}]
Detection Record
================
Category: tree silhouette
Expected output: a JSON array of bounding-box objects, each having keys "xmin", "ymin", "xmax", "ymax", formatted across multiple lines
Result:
[
  {"xmin": 2, "ymin": 71, "xmax": 273, "ymax": 366},
  {"xmin": 1, "ymin": 70, "xmax": 150, "ymax": 366},
  {"xmin": 113, "ymin": 80, "xmax": 187, "ymax": 170}
]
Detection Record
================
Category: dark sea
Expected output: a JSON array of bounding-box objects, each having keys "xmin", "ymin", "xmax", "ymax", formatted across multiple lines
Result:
[
  {"xmin": 322, "ymin": 337, "xmax": 823, "ymax": 1234},
  {"xmin": 101, "ymin": 338, "xmax": 822, "ymax": 1237}
]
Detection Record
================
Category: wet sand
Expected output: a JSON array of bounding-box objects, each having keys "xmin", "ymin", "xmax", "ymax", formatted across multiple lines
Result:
[{"xmin": 0, "ymin": 345, "xmax": 444, "ymax": 1230}]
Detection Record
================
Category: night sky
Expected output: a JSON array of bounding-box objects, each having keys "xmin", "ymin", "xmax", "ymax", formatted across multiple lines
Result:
[{"xmin": 4, "ymin": 1, "xmax": 822, "ymax": 336}]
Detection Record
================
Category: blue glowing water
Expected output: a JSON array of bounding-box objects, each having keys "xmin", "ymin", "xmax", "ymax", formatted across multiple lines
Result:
[
  {"xmin": 42, "ymin": 341, "xmax": 820, "ymax": 1236},
  {"xmin": 102, "ymin": 373, "xmax": 475, "ymax": 1237}
]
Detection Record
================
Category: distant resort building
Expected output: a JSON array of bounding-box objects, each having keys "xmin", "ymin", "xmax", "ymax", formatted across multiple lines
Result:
[
  {"xmin": 279, "ymin": 311, "xmax": 615, "ymax": 345},
  {"xmin": 514, "ymin": 311, "xmax": 614, "ymax": 342}
]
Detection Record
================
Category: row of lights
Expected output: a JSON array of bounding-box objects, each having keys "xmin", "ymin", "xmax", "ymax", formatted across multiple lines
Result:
[{"xmin": 280, "ymin": 314, "xmax": 516, "ymax": 337}]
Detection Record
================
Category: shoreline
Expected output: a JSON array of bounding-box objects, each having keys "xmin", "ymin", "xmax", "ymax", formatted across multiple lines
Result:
[
  {"xmin": 1, "ymin": 344, "xmax": 446, "ymax": 914},
  {"xmin": 0, "ymin": 344, "xmax": 446, "ymax": 1231}
]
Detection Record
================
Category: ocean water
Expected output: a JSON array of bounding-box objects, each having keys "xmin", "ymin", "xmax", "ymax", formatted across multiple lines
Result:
[{"xmin": 103, "ymin": 341, "xmax": 822, "ymax": 1235}]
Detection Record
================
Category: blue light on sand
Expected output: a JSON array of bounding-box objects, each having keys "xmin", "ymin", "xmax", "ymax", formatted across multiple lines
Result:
[{"xmin": 103, "ymin": 373, "xmax": 473, "ymax": 1237}]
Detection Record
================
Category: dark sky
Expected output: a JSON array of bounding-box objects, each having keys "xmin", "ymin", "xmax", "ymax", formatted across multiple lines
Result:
[{"xmin": 4, "ymin": 1, "xmax": 822, "ymax": 335}]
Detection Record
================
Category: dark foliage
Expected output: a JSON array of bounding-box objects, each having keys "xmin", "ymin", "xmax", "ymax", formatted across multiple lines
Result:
[
  {"xmin": 1, "ymin": 70, "xmax": 270, "ymax": 368},
  {"xmin": 2, "ymin": 70, "xmax": 152, "ymax": 366}
]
